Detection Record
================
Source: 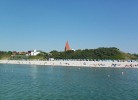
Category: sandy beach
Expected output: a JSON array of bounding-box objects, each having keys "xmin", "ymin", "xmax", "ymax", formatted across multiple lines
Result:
[{"xmin": 0, "ymin": 60, "xmax": 138, "ymax": 68}]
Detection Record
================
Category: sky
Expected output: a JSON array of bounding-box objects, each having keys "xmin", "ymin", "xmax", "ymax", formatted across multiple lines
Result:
[{"xmin": 0, "ymin": 0, "xmax": 138, "ymax": 53}]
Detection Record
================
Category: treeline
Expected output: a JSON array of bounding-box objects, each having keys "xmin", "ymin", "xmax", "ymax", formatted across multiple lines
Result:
[
  {"xmin": 0, "ymin": 47, "xmax": 138, "ymax": 60},
  {"xmin": 0, "ymin": 51, "xmax": 12, "ymax": 59},
  {"xmin": 48, "ymin": 47, "xmax": 123, "ymax": 60},
  {"xmin": 49, "ymin": 47, "xmax": 138, "ymax": 60}
]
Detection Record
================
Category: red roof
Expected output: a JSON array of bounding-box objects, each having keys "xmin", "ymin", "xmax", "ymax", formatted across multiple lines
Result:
[{"xmin": 65, "ymin": 41, "xmax": 71, "ymax": 51}]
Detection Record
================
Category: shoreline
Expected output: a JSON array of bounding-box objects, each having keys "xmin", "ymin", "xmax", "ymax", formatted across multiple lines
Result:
[{"xmin": 0, "ymin": 60, "xmax": 138, "ymax": 68}]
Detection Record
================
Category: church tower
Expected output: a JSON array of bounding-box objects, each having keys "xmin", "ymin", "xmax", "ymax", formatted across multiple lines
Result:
[{"xmin": 65, "ymin": 41, "xmax": 72, "ymax": 51}]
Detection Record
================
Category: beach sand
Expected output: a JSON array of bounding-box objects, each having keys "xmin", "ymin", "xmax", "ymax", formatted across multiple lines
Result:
[{"xmin": 0, "ymin": 60, "xmax": 138, "ymax": 68}]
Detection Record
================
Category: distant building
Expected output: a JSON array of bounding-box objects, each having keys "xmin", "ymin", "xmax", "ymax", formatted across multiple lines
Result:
[
  {"xmin": 27, "ymin": 50, "xmax": 40, "ymax": 56},
  {"xmin": 65, "ymin": 41, "xmax": 72, "ymax": 51},
  {"xmin": 12, "ymin": 51, "xmax": 18, "ymax": 55},
  {"xmin": 18, "ymin": 52, "xmax": 26, "ymax": 55},
  {"xmin": 49, "ymin": 58, "xmax": 54, "ymax": 61},
  {"xmin": 27, "ymin": 51, "xmax": 32, "ymax": 56}
]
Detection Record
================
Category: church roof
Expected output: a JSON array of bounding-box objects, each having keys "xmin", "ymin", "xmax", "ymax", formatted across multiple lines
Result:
[{"xmin": 65, "ymin": 41, "xmax": 71, "ymax": 51}]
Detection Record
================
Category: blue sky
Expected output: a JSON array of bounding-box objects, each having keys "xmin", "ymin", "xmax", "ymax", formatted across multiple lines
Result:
[{"xmin": 0, "ymin": 0, "xmax": 138, "ymax": 53}]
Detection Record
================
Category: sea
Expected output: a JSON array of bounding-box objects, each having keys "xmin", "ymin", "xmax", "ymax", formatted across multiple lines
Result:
[{"xmin": 0, "ymin": 64, "xmax": 138, "ymax": 100}]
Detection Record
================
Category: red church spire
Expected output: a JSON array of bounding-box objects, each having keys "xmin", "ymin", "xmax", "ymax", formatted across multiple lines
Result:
[{"xmin": 65, "ymin": 41, "xmax": 72, "ymax": 51}]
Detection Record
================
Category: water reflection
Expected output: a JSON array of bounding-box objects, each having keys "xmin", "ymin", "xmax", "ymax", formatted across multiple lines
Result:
[{"xmin": 30, "ymin": 65, "xmax": 38, "ymax": 79}]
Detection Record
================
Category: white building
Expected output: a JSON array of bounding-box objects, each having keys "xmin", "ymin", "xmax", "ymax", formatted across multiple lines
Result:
[
  {"xmin": 31, "ymin": 50, "xmax": 40, "ymax": 56},
  {"xmin": 27, "ymin": 50, "xmax": 41, "ymax": 56}
]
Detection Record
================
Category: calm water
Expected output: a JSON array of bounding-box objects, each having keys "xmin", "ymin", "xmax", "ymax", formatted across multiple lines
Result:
[{"xmin": 0, "ymin": 64, "xmax": 138, "ymax": 100}]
